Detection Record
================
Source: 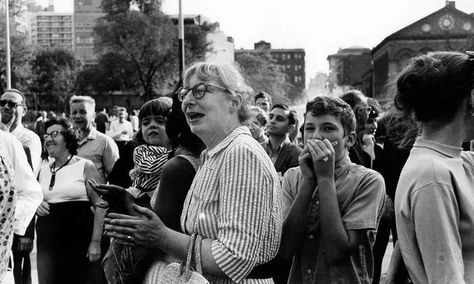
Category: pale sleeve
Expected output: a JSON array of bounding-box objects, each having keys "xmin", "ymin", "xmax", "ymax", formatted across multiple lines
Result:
[
  {"xmin": 281, "ymin": 168, "xmax": 299, "ymax": 219},
  {"xmin": 102, "ymin": 136, "xmax": 119, "ymax": 176},
  {"xmin": 210, "ymin": 144, "xmax": 277, "ymax": 282},
  {"xmin": 342, "ymin": 172, "xmax": 385, "ymax": 231},
  {"xmin": 410, "ymin": 183, "xmax": 465, "ymax": 284},
  {"xmin": 28, "ymin": 133, "xmax": 42, "ymax": 175},
  {"xmin": 10, "ymin": 138, "xmax": 43, "ymax": 235}
]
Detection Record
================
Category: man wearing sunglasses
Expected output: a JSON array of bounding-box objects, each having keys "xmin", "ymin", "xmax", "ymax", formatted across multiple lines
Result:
[{"xmin": 0, "ymin": 89, "xmax": 43, "ymax": 284}]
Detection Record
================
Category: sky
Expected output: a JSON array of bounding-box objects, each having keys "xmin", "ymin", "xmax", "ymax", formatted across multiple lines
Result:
[{"xmin": 47, "ymin": 0, "xmax": 474, "ymax": 80}]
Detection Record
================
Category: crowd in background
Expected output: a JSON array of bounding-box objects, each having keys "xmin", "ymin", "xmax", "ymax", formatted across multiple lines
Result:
[{"xmin": 0, "ymin": 51, "xmax": 473, "ymax": 284}]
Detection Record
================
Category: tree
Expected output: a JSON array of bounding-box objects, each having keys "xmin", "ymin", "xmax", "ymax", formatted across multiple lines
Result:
[
  {"xmin": 30, "ymin": 49, "xmax": 79, "ymax": 112},
  {"xmin": 235, "ymin": 50, "xmax": 293, "ymax": 104},
  {"xmin": 92, "ymin": 1, "xmax": 214, "ymax": 101}
]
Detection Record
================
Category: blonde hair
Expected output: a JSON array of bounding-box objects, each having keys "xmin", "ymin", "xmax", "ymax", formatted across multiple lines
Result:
[
  {"xmin": 69, "ymin": 95, "xmax": 96, "ymax": 111},
  {"xmin": 183, "ymin": 62, "xmax": 253, "ymax": 123}
]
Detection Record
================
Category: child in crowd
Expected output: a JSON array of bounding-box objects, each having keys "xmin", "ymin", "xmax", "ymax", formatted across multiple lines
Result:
[{"xmin": 279, "ymin": 96, "xmax": 386, "ymax": 283}]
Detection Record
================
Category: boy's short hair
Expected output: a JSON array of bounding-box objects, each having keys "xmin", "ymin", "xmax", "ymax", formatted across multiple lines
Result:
[
  {"xmin": 305, "ymin": 96, "xmax": 356, "ymax": 135},
  {"xmin": 69, "ymin": 95, "xmax": 96, "ymax": 110},
  {"xmin": 271, "ymin": 104, "xmax": 297, "ymax": 125},
  {"xmin": 254, "ymin": 91, "xmax": 272, "ymax": 104}
]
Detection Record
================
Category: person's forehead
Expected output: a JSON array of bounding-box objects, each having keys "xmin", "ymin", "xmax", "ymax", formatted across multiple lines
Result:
[
  {"xmin": 71, "ymin": 101, "xmax": 93, "ymax": 111},
  {"xmin": 1, "ymin": 92, "xmax": 23, "ymax": 103},
  {"xmin": 355, "ymin": 97, "xmax": 368, "ymax": 108},
  {"xmin": 46, "ymin": 124, "xmax": 64, "ymax": 132},
  {"xmin": 304, "ymin": 113, "xmax": 343, "ymax": 128},
  {"xmin": 270, "ymin": 108, "xmax": 289, "ymax": 118},
  {"xmin": 256, "ymin": 97, "xmax": 270, "ymax": 104}
]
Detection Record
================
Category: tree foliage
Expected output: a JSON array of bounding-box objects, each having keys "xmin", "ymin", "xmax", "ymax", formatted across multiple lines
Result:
[
  {"xmin": 235, "ymin": 50, "xmax": 293, "ymax": 104},
  {"xmin": 30, "ymin": 49, "xmax": 79, "ymax": 112},
  {"xmin": 88, "ymin": 0, "xmax": 214, "ymax": 100}
]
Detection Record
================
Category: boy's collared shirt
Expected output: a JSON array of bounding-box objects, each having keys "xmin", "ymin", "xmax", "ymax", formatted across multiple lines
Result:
[{"xmin": 281, "ymin": 156, "xmax": 385, "ymax": 284}]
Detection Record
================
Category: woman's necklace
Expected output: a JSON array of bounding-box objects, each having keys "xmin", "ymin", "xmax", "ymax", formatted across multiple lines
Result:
[{"xmin": 49, "ymin": 155, "xmax": 74, "ymax": 190}]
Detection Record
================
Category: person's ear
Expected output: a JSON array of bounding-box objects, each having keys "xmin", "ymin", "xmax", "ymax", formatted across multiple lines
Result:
[
  {"xmin": 229, "ymin": 93, "xmax": 242, "ymax": 113},
  {"xmin": 345, "ymin": 131, "xmax": 356, "ymax": 148},
  {"xmin": 287, "ymin": 124, "xmax": 295, "ymax": 134}
]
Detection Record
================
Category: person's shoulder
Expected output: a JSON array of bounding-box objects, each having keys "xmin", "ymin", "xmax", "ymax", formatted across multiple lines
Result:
[
  {"xmin": 164, "ymin": 156, "xmax": 195, "ymax": 173},
  {"xmin": 0, "ymin": 131, "xmax": 22, "ymax": 150},
  {"xmin": 348, "ymin": 163, "xmax": 385, "ymax": 188}
]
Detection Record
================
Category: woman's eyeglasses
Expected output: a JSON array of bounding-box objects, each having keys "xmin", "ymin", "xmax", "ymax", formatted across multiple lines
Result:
[
  {"xmin": 177, "ymin": 83, "xmax": 230, "ymax": 102},
  {"xmin": 43, "ymin": 130, "xmax": 62, "ymax": 140},
  {"xmin": 0, "ymin": 100, "xmax": 21, "ymax": 108}
]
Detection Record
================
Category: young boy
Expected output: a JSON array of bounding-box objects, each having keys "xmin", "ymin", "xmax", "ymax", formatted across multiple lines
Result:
[{"xmin": 279, "ymin": 96, "xmax": 385, "ymax": 283}]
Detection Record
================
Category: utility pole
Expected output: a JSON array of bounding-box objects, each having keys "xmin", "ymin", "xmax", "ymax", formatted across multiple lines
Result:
[
  {"xmin": 178, "ymin": 0, "xmax": 185, "ymax": 82},
  {"xmin": 5, "ymin": 0, "xmax": 11, "ymax": 89}
]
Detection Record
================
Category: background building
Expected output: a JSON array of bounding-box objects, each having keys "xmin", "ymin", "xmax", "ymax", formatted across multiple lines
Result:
[
  {"xmin": 28, "ymin": 11, "xmax": 74, "ymax": 51},
  {"xmin": 371, "ymin": 1, "xmax": 474, "ymax": 99},
  {"xmin": 327, "ymin": 46, "xmax": 372, "ymax": 92},
  {"xmin": 235, "ymin": 40, "xmax": 306, "ymax": 100},
  {"xmin": 74, "ymin": 0, "xmax": 104, "ymax": 65}
]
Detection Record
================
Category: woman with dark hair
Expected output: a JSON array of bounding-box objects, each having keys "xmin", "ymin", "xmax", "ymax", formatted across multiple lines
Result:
[
  {"xmin": 393, "ymin": 51, "xmax": 474, "ymax": 283},
  {"xmin": 35, "ymin": 118, "xmax": 105, "ymax": 284}
]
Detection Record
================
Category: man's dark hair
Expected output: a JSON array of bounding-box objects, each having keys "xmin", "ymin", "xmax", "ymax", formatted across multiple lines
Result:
[
  {"xmin": 340, "ymin": 90, "xmax": 365, "ymax": 109},
  {"xmin": 271, "ymin": 104, "xmax": 297, "ymax": 125}
]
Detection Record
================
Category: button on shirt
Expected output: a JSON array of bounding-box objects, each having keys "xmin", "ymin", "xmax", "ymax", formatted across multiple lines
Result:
[
  {"xmin": 77, "ymin": 127, "xmax": 119, "ymax": 181},
  {"xmin": 181, "ymin": 126, "xmax": 282, "ymax": 284},
  {"xmin": 281, "ymin": 157, "xmax": 385, "ymax": 284}
]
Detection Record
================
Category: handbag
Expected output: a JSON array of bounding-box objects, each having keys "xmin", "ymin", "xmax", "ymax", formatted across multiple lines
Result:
[{"xmin": 158, "ymin": 233, "xmax": 209, "ymax": 284}]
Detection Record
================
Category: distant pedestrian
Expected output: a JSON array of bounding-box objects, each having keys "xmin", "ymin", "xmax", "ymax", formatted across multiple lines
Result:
[
  {"xmin": 254, "ymin": 91, "xmax": 272, "ymax": 114},
  {"xmin": 94, "ymin": 108, "xmax": 109, "ymax": 134}
]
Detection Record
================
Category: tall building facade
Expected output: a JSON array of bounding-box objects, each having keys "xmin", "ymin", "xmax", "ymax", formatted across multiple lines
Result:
[
  {"xmin": 74, "ymin": 0, "xmax": 104, "ymax": 65},
  {"xmin": 235, "ymin": 40, "xmax": 306, "ymax": 100},
  {"xmin": 28, "ymin": 12, "xmax": 74, "ymax": 51}
]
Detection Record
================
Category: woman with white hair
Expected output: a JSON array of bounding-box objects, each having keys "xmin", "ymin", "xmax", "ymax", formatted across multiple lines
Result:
[{"xmin": 104, "ymin": 62, "xmax": 282, "ymax": 283}]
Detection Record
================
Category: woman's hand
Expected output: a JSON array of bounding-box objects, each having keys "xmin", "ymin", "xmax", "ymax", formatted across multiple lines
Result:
[
  {"xmin": 86, "ymin": 240, "xmax": 101, "ymax": 262},
  {"xmin": 88, "ymin": 180, "xmax": 135, "ymax": 214},
  {"xmin": 104, "ymin": 204, "xmax": 168, "ymax": 250},
  {"xmin": 36, "ymin": 201, "xmax": 50, "ymax": 217}
]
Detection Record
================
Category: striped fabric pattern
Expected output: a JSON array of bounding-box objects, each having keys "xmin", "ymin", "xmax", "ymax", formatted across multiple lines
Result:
[
  {"xmin": 129, "ymin": 145, "xmax": 169, "ymax": 192},
  {"xmin": 181, "ymin": 126, "xmax": 282, "ymax": 284}
]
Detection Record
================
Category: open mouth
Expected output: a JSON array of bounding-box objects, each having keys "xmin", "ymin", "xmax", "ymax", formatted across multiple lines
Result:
[
  {"xmin": 148, "ymin": 131, "xmax": 159, "ymax": 136},
  {"xmin": 187, "ymin": 112, "xmax": 205, "ymax": 121}
]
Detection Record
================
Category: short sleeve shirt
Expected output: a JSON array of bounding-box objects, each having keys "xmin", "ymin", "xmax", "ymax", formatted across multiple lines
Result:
[
  {"xmin": 77, "ymin": 127, "xmax": 119, "ymax": 181},
  {"xmin": 282, "ymin": 156, "xmax": 385, "ymax": 284}
]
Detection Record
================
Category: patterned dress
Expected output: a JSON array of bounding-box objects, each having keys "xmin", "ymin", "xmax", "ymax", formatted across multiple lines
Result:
[{"xmin": 0, "ymin": 153, "xmax": 16, "ymax": 282}]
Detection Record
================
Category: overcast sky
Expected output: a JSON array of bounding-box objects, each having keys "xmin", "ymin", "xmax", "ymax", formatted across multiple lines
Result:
[{"xmin": 48, "ymin": 0, "xmax": 474, "ymax": 79}]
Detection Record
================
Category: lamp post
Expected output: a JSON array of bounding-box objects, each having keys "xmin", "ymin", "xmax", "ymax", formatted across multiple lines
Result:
[
  {"xmin": 178, "ymin": 0, "xmax": 185, "ymax": 82},
  {"xmin": 5, "ymin": 0, "xmax": 11, "ymax": 89}
]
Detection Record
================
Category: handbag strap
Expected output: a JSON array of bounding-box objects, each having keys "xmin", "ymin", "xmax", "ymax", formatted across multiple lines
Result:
[
  {"xmin": 194, "ymin": 234, "xmax": 203, "ymax": 274},
  {"xmin": 180, "ymin": 232, "xmax": 197, "ymax": 278}
]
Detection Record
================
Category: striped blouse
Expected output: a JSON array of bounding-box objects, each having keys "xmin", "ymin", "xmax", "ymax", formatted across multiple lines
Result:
[{"xmin": 181, "ymin": 126, "xmax": 282, "ymax": 284}]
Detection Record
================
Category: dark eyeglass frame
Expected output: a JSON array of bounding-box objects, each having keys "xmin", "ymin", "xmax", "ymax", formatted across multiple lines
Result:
[
  {"xmin": 177, "ymin": 83, "xmax": 230, "ymax": 102},
  {"xmin": 0, "ymin": 99, "xmax": 22, "ymax": 108},
  {"xmin": 43, "ymin": 130, "xmax": 63, "ymax": 140}
]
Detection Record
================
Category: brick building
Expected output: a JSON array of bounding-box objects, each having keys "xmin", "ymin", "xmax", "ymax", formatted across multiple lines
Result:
[
  {"xmin": 371, "ymin": 1, "xmax": 474, "ymax": 99},
  {"xmin": 327, "ymin": 46, "xmax": 372, "ymax": 93},
  {"xmin": 235, "ymin": 40, "xmax": 305, "ymax": 101}
]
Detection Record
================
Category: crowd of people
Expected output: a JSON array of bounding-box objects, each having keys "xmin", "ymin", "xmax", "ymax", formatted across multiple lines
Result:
[{"xmin": 0, "ymin": 51, "xmax": 473, "ymax": 284}]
